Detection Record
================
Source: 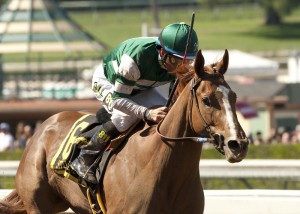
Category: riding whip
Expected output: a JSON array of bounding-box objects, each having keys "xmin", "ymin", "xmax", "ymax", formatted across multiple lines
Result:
[
  {"xmin": 166, "ymin": 12, "xmax": 196, "ymax": 107},
  {"xmin": 182, "ymin": 12, "xmax": 195, "ymax": 64}
]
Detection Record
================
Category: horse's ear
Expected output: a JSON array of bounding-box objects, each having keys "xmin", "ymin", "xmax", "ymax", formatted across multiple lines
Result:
[
  {"xmin": 217, "ymin": 49, "xmax": 229, "ymax": 75},
  {"xmin": 194, "ymin": 49, "xmax": 205, "ymax": 77}
]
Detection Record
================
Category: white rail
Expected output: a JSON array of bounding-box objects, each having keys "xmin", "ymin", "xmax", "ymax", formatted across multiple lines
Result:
[
  {"xmin": 204, "ymin": 189, "xmax": 300, "ymax": 214},
  {"xmin": 1, "ymin": 189, "xmax": 300, "ymax": 214},
  {"xmin": 199, "ymin": 159, "xmax": 300, "ymax": 179},
  {"xmin": 1, "ymin": 160, "xmax": 300, "ymax": 179},
  {"xmin": 0, "ymin": 161, "xmax": 19, "ymax": 176}
]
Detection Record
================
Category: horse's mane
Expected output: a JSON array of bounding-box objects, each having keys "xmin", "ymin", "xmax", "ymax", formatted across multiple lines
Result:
[
  {"xmin": 168, "ymin": 60, "xmax": 220, "ymax": 107},
  {"xmin": 167, "ymin": 64, "xmax": 195, "ymax": 106}
]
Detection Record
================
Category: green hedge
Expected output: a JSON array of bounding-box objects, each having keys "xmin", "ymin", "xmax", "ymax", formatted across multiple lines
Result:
[
  {"xmin": 0, "ymin": 149, "xmax": 24, "ymax": 160},
  {"xmin": 201, "ymin": 144, "xmax": 300, "ymax": 159},
  {"xmin": 1, "ymin": 144, "xmax": 300, "ymax": 160}
]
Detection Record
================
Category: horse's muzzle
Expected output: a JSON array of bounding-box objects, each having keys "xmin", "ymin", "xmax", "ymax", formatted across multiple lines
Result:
[
  {"xmin": 212, "ymin": 133, "xmax": 225, "ymax": 155},
  {"xmin": 212, "ymin": 133, "xmax": 249, "ymax": 162},
  {"xmin": 224, "ymin": 138, "xmax": 249, "ymax": 163}
]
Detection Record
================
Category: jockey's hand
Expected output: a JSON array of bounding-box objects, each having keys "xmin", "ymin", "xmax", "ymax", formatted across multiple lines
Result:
[{"xmin": 146, "ymin": 107, "xmax": 169, "ymax": 123}]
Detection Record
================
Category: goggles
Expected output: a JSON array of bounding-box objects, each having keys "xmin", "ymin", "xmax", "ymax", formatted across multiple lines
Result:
[{"xmin": 166, "ymin": 54, "xmax": 194, "ymax": 67}]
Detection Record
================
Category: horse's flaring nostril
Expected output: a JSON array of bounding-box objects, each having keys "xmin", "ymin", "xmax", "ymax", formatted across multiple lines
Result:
[{"xmin": 228, "ymin": 140, "xmax": 239, "ymax": 152}]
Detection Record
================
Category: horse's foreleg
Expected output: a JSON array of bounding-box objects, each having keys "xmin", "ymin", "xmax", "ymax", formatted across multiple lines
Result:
[{"xmin": 0, "ymin": 189, "xmax": 26, "ymax": 214}]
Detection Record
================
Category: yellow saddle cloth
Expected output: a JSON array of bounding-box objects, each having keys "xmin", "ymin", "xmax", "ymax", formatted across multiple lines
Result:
[
  {"xmin": 50, "ymin": 114, "xmax": 96, "ymax": 177},
  {"xmin": 50, "ymin": 114, "xmax": 140, "ymax": 183}
]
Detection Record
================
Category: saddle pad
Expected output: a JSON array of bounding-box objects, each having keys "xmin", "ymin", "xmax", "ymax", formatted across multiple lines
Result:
[
  {"xmin": 50, "ymin": 114, "xmax": 97, "ymax": 175},
  {"xmin": 50, "ymin": 114, "xmax": 142, "ymax": 186}
]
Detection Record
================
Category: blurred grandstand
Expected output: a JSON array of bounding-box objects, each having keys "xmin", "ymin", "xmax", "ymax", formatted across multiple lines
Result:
[
  {"xmin": 0, "ymin": 0, "xmax": 107, "ymax": 135},
  {"xmin": 0, "ymin": 0, "xmax": 106, "ymax": 101},
  {"xmin": 0, "ymin": 0, "xmax": 199, "ymax": 101}
]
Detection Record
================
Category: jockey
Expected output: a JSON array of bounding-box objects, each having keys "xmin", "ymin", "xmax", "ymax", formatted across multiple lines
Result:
[{"xmin": 71, "ymin": 22, "xmax": 199, "ymax": 185}]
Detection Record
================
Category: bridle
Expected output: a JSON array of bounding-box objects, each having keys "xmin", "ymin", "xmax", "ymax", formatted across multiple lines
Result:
[{"xmin": 156, "ymin": 73, "xmax": 226, "ymax": 154}]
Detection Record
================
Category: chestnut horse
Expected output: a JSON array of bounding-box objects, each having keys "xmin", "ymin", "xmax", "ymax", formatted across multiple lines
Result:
[{"xmin": 0, "ymin": 49, "xmax": 248, "ymax": 214}]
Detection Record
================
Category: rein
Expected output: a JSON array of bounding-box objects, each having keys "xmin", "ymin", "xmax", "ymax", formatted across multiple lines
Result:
[{"xmin": 156, "ymin": 73, "xmax": 224, "ymax": 144}]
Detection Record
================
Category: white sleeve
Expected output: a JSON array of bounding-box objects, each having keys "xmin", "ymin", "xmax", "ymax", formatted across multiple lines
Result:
[
  {"xmin": 111, "ymin": 98, "xmax": 147, "ymax": 119},
  {"xmin": 117, "ymin": 54, "xmax": 141, "ymax": 81}
]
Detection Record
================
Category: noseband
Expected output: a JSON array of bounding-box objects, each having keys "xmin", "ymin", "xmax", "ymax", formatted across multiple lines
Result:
[{"xmin": 156, "ymin": 73, "xmax": 225, "ymax": 148}]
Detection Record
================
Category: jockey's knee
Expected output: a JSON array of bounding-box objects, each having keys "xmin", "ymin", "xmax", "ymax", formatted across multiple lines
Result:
[{"xmin": 96, "ymin": 108, "xmax": 111, "ymax": 124}]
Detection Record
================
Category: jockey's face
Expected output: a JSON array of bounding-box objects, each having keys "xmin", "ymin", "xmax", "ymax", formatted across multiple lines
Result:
[{"xmin": 160, "ymin": 48, "xmax": 194, "ymax": 72}]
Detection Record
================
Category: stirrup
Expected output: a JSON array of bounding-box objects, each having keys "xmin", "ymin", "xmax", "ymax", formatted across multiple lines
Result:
[
  {"xmin": 87, "ymin": 188, "xmax": 102, "ymax": 214},
  {"xmin": 69, "ymin": 158, "xmax": 98, "ymax": 185}
]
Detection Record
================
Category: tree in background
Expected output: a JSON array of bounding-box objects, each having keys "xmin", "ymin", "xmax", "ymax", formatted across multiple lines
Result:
[
  {"xmin": 262, "ymin": 0, "xmax": 300, "ymax": 25},
  {"xmin": 199, "ymin": 0, "xmax": 300, "ymax": 25}
]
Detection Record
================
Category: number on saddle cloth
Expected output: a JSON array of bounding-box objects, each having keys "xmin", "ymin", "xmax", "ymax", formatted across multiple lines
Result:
[{"xmin": 50, "ymin": 109, "xmax": 111, "ymax": 175}]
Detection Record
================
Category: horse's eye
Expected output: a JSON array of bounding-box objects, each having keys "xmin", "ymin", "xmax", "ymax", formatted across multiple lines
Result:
[{"xmin": 202, "ymin": 97, "xmax": 211, "ymax": 106}]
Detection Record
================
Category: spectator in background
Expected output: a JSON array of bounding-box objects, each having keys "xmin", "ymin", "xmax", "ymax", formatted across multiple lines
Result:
[
  {"xmin": 0, "ymin": 122, "xmax": 14, "ymax": 151},
  {"xmin": 281, "ymin": 130, "xmax": 291, "ymax": 144},
  {"xmin": 247, "ymin": 132, "xmax": 253, "ymax": 144},
  {"xmin": 22, "ymin": 124, "xmax": 33, "ymax": 147},
  {"xmin": 15, "ymin": 121, "xmax": 25, "ymax": 148},
  {"xmin": 292, "ymin": 124, "xmax": 300, "ymax": 144},
  {"xmin": 253, "ymin": 131, "xmax": 264, "ymax": 146},
  {"xmin": 15, "ymin": 122, "xmax": 33, "ymax": 149},
  {"xmin": 266, "ymin": 128, "xmax": 279, "ymax": 145}
]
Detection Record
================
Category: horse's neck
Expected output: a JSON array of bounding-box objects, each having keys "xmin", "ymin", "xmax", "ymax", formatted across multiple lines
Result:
[
  {"xmin": 154, "ymin": 88, "xmax": 203, "ymax": 173},
  {"xmin": 160, "ymin": 81, "xmax": 194, "ymax": 140}
]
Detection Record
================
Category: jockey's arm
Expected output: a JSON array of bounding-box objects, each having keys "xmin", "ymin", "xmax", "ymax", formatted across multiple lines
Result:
[
  {"xmin": 111, "ymin": 96, "xmax": 168, "ymax": 124},
  {"xmin": 111, "ymin": 54, "xmax": 168, "ymax": 123}
]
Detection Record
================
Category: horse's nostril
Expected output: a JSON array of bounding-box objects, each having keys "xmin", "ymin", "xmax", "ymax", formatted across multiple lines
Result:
[{"xmin": 228, "ymin": 140, "xmax": 239, "ymax": 151}]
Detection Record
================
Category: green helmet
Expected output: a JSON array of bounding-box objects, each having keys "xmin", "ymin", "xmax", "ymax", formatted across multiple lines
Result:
[{"xmin": 156, "ymin": 22, "xmax": 199, "ymax": 59}]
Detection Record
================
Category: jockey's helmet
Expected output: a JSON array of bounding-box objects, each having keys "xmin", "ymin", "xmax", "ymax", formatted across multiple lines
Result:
[{"xmin": 156, "ymin": 22, "xmax": 198, "ymax": 59}]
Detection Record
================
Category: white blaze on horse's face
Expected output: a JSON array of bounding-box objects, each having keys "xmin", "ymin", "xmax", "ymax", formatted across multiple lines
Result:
[{"xmin": 216, "ymin": 85, "xmax": 237, "ymax": 139}]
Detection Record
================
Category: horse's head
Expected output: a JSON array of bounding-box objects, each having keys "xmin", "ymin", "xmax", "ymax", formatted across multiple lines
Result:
[{"xmin": 190, "ymin": 49, "xmax": 248, "ymax": 163}]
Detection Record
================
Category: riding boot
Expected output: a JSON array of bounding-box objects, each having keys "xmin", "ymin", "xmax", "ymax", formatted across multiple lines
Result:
[{"xmin": 70, "ymin": 120, "xmax": 120, "ymax": 185}]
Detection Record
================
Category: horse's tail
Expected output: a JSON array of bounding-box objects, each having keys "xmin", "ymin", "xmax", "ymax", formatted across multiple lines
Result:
[{"xmin": 0, "ymin": 189, "xmax": 26, "ymax": 214}]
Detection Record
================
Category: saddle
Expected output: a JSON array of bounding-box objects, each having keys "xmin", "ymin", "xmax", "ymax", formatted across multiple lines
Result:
[
  {"xmin": 50, "ymin": 113, "xmax": 141, "ymax": 213},
  {"xmin": 51, "ymin": 113, "xmax": 139, "ymax": 178}
]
